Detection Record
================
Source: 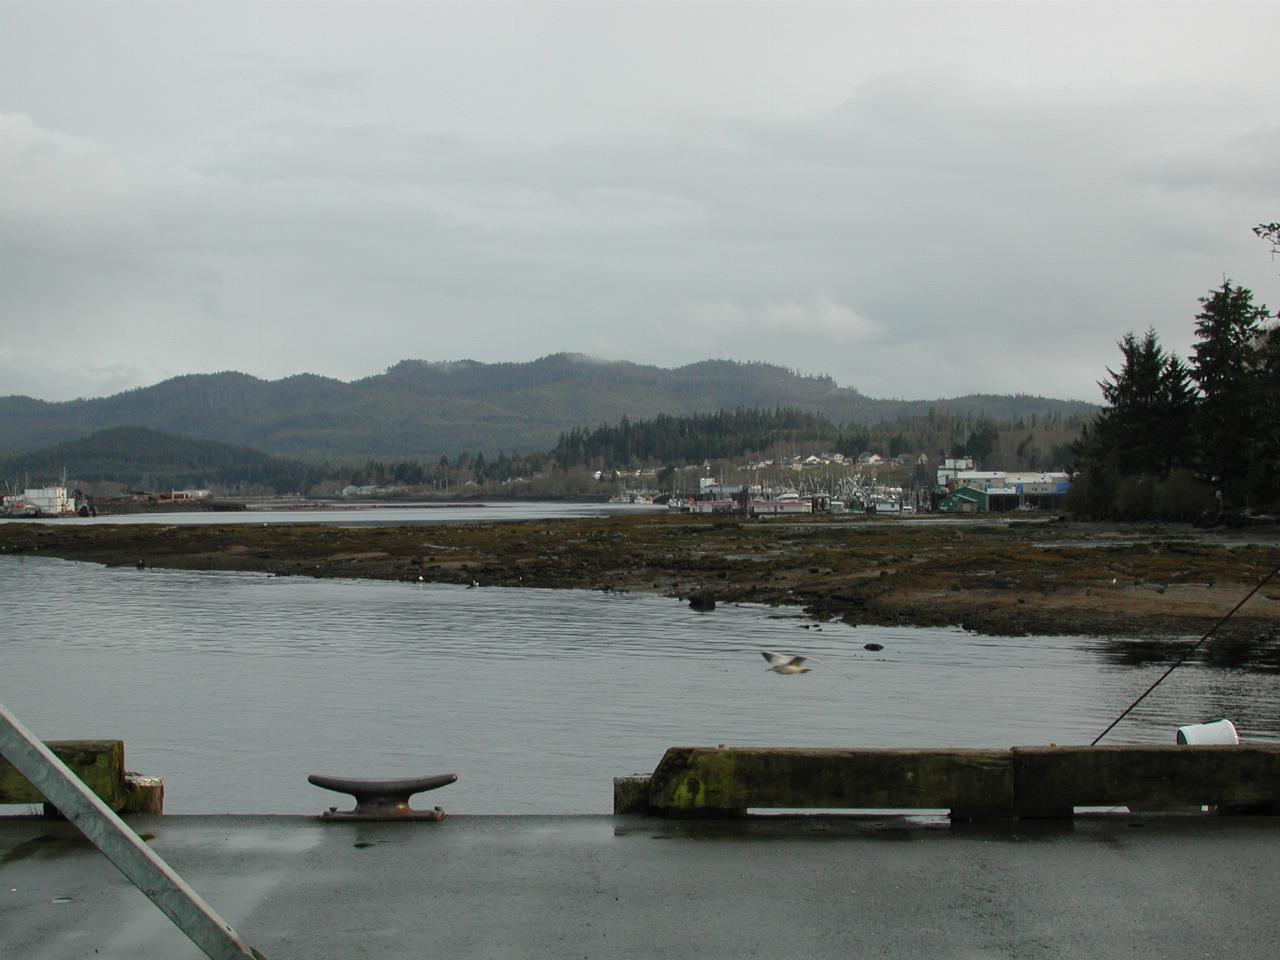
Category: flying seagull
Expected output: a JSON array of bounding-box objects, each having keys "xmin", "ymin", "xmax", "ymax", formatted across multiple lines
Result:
[
  {"xmin": 761, "ymin": 649, "xmax": 849, "ymax": 677},
  {"xmin": 761, "ymin": 650, "xmax": 812, "ymax": 674}
]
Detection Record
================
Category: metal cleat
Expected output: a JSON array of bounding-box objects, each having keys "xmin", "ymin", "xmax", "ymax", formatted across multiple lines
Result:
[{"xmin": 307, "ymin": 772, "xmax": 457, "ymax": 821}]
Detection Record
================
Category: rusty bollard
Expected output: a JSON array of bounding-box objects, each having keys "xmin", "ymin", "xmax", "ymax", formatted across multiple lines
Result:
[{"xmin": 307, "ymin": 773, "xmax": 457, "ymax": 821}]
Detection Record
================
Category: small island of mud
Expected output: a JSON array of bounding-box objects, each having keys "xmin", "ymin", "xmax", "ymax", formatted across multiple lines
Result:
[{"xmin": 3, "ymin": 513, "xmax": 1279, "ymax": 643}]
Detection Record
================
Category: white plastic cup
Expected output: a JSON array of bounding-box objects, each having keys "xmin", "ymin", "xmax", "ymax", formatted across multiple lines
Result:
[{"xmin": 1175, "ymin": 718, "xmax": 1239, "ymax": 745}]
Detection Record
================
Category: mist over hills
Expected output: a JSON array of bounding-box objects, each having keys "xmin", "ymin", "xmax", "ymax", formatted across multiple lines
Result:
[{"xmin": 0, "ymin": 355, "xmax": 1096, "ymax": 461}]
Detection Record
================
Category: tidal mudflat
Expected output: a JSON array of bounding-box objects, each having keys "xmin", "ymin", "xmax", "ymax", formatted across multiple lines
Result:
[{"xmin": 4, "ymin": 513, "xmax": 1278, "ymax": 640}]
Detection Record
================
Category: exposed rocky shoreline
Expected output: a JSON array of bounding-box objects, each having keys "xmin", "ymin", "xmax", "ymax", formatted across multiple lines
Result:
[{"xmin": 3, "ymin": 514, "xmax": 1279, "ymax": 645}]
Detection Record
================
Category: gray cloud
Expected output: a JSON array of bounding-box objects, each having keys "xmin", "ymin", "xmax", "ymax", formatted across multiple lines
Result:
[{"xmin": 1, "ymin": 2, "xmax": 1277, "ymax": 405}]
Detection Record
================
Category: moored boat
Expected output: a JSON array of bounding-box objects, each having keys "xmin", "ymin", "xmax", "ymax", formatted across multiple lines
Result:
[{"xmin": 2, "ymin": 485, "xmax": 83, "ymax": 518}]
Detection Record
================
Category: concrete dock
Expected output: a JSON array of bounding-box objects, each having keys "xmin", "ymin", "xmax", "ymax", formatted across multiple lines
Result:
[{"xmin": 3, "ymin": 813, "xmax": 1279, "ymax": 959}]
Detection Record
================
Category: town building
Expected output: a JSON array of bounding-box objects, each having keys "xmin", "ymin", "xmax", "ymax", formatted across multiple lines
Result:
[{"xmin": 936, "ymin": 470, "xmax": 1071, "ymax": 513}]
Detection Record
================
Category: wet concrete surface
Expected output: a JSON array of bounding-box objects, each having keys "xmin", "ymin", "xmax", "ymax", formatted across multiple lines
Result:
[{"xmin": 3, "ymin": 813, "xmax": 1279, "ymax": 959}]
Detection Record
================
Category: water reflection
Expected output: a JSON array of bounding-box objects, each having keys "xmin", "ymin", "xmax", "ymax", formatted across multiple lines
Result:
[
  {"xmin": 1099, "ymin": 639, "xmax": 1196, "ymax": 667},
  {"xmin": 1201, "ymin": 634, "xmax": 1280, "ymax": 672},
  {"xmin": 1099, "ymin": 635, "xmax": 1280, "ymax": 672},
  {"xmin": 2, "ymin": 555, "xmax": 1277, "ymax": 815}
]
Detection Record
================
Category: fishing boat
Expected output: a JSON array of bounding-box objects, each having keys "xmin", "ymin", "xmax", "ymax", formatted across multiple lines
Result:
[
  {"xmin": 2, "ymin": 485, "xmax": 83, "ymax": 518},
  {"xmin": 750, "ymin": 497, "xmax": 812, "ymax": 516}
]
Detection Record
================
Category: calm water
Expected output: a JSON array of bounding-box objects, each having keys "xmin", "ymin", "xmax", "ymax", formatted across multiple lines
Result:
[
  {"xmin": 0, "ymin": 500, "xmax": 663, "ymax": 527},
  {"xmin": 2, "ymin": 555, "xmax": 1277, "ymax": 815}
]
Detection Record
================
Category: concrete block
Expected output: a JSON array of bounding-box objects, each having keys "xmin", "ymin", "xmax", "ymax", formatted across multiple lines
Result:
[
  {"xmin": 1013, "ymin": 744, "xmax": 1280, "ymax": 816},
  {"xmin": 647, "ymin": 746, "xmax": 1014, "ymax": 817},
  {"xmin": 0, "ymin": 740, "xmax": 128, "ymax": 811},
  {"xmin": 612, "ymin": 776, "xmax": 652, "ymax": 815}
]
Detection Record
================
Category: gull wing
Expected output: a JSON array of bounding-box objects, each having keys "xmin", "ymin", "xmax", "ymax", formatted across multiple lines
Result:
[
  {"xmin": 762, "ymin": 649, "xmax": 849, "ymax": 677},
  {"xmin": 761, "ymin": 650, "xmax": 806, "ymax": 667}
]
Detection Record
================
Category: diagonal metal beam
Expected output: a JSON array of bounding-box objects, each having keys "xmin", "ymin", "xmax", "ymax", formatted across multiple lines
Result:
[{"xmin": 0, "ymin": 700, "xmax": 265, "ymax": 960}]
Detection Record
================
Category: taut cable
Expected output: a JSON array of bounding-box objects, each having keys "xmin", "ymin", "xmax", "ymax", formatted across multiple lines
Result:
[{"xmin": 1091, "ymin": 560, "xmax": 1280, "ymax": 746}]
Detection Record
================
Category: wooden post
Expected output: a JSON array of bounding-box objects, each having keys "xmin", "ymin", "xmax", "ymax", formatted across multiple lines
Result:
[{"xmin": 125, "ymin": 773, "xmax": 166, "ymax": 815}]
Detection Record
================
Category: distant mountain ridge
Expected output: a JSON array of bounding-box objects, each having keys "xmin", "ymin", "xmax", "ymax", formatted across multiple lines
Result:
[{"xmin": 0, "ymin": 354, "xmax": 1096, "ymax": 460}]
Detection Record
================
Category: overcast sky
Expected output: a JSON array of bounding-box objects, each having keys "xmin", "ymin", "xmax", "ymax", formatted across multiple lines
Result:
[{"xmin": 2, "ymin": 1, "xmax": 1277, "ymax": 404}]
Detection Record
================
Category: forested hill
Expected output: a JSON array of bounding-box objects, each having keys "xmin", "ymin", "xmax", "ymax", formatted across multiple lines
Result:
[
  {"xmin": 0, "ymin": 355, "xmax": 1095, "ymax": 460},
  {"xmin": 0, "ymin": 426, "xmax": 315, "ymax": 492}
]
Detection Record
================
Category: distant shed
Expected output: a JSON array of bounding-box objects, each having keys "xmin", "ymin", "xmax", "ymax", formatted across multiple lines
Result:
[{"xmin": 938, "ymin": 486, "xmax": 988, "ymax": 514}]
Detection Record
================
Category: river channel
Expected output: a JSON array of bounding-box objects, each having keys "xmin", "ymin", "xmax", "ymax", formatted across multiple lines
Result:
[
  {"xmin": 2, "ymin": 554, "xmax": 1278, "ymax": 815},
  {"xmin": 4, "ymin": 499, "xmax": 662, "ymax": 527}
]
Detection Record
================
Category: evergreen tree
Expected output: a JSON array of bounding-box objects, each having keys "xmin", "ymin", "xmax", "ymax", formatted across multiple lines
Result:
[
  {"xmin": 1251, "ymin": 323, "xmax": 1280, "ymax": 506},
  {"xmin": 1188, "ymin": 281, "xmax": 1269, "ymax": 507},
  {"xmin": 1097, "ymin": 330, "xmax": 1167, "ymax": 475},
  {"xmin": 1069, "ymin": 328, "xmax": 1201, "ymax": 518},
  {"xmin": 1156, "ymin": 353, "xmax": 1196, "ymax": 473},
  {"xmin": 965, "ymin": 422, "xmax": 999, "ymax": 465}
]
